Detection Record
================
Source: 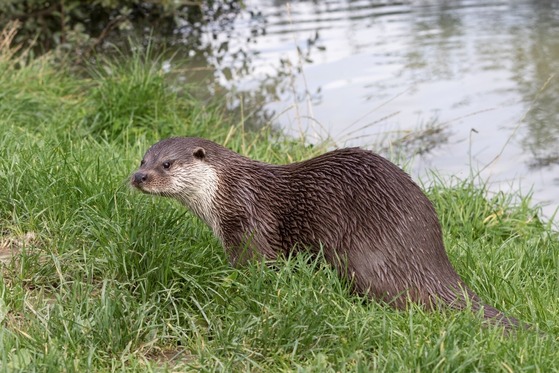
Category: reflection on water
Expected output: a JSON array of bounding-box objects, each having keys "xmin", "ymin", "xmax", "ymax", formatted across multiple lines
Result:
[{"xmin": 200, "ymin": 0, "xmax": 558, "ymax": 218}]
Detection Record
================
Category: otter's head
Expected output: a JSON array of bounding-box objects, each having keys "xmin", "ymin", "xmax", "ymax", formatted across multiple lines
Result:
[{"xmin": 130, "ymin": 138, "xmax": 220, "ymax": 225}]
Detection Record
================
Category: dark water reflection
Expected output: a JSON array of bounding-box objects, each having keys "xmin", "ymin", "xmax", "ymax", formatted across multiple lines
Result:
[{"xmin": 174, "ymin": 0, "xmax": 559, "ymax": 217}]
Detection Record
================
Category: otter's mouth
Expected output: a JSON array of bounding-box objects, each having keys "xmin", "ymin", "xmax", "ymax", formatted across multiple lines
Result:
[
  {"xmin": 131, "ymin": 184, "xmax": 150, "ymax": 193},
  {"xmin": 130, "ymin": 178, "xmax": 168, "ymax": 197},
  {"xmin": 130, "ymin": 180, "xmax": 152, "ymax": 194}
]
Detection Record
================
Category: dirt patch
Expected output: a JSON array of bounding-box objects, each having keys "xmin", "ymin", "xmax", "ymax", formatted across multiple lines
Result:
[
  {"xmin": 0, "ymin": 232, "xmax": 37, "ymax": 265},
  {"xmin": 145, "ymin": 348, "xmax": 195, "ymax": 370}
]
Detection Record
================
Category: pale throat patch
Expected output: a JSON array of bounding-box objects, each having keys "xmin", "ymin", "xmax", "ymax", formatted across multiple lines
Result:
[{"xmin": 172, "ymin": 162, "xmax": 222, "ymax": 239}]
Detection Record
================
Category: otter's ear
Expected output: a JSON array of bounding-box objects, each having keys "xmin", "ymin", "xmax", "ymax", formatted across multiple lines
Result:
[{"xmin": 193, "ymin": 147, "xmax": 206, "ymax": 160}]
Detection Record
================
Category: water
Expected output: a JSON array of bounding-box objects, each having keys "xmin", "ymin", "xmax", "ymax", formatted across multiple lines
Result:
[{"xmin": 193, "ymin": 0, "xmax": 559, "ymax": 218}]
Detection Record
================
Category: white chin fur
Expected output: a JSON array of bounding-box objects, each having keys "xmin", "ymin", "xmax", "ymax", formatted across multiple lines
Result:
[{"xmin": 171, "ymin": 162, "xmax": 221, "ymax": 237}]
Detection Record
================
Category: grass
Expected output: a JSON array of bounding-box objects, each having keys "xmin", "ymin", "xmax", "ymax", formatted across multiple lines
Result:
[{"xmin": 1, "ymin": 26, "xmax": 558, "ymax": 371}]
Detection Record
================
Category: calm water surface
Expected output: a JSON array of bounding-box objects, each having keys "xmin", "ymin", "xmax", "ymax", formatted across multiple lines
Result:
[{"xmin": 196, "ymin": 0, "xmax": 559, "ymax": 218}]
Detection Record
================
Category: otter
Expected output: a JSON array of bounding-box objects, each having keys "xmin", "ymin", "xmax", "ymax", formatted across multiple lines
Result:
[{"xmin": 131, "ymin": 137, "xmax": 519, "ymax": 329}]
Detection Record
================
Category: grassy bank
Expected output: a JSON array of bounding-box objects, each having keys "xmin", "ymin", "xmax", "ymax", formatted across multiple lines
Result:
[{"xmin": 1, "ymin": 29, "xmax": 558, "ymax": 371}]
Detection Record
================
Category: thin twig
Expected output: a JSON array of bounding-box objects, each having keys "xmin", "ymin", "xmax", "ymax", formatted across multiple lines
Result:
[{"xmin": 478, "ymin": 73, "xmax": 556, "ymax": 175}]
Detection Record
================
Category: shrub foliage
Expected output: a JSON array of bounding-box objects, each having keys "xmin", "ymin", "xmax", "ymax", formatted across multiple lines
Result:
[{"xmin": 0, "ymin": 0, "xmax": 242, "ymax": 58}]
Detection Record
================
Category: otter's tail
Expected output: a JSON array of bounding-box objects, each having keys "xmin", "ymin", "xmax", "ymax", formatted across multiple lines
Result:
[
  {"xmin": 478, "ymin": 303, "xmax": 520, "ymax": 329},
  {"xmin": 437, "ymin": 285, "xmax": 521, "ymax": 330}
]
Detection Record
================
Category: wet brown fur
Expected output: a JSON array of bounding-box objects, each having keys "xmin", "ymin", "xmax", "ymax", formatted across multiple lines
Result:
[{"xmin": 131, "ymin": 137, "xmax": 519, "ymax": 329}]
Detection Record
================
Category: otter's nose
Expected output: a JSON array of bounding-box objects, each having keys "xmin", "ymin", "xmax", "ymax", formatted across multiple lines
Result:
[{"xmin": 132, "ymin": 172, "xmax": 148, "ymax": 185}]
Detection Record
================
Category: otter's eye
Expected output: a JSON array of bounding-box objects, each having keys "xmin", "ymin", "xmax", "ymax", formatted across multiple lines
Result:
[
  {"xmin": 140, "ymin": 160, "xmax": 145, "ymax": 166},
  {"xmin": 162, "ymin": 161, "xmax": 171, "ymax": 169}
]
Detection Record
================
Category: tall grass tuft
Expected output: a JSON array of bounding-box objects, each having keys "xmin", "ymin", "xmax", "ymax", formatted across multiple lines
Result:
[
  {"xmin": 83, "ymin": 46, "xmax": 184, "ymax": 143},
  {"xmin": 0, "ymin": 23, "xmax": 80, "ymax": 133}
]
